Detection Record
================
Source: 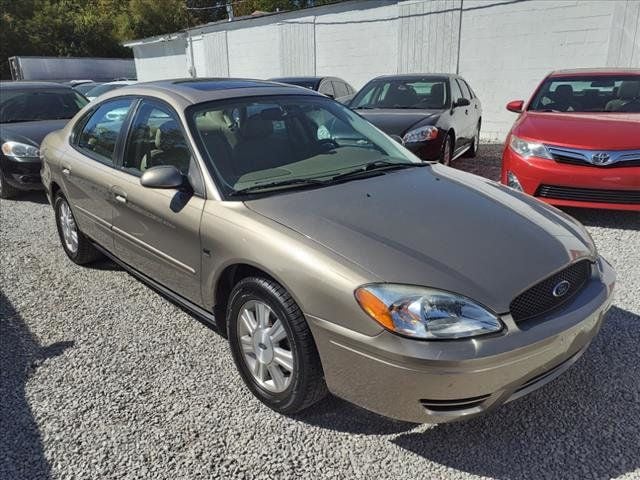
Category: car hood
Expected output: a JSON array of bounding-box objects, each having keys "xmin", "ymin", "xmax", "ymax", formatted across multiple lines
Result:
[
  {"xmin": 245, "ymin": 166, "xmax": 595, "ymax": 314},
  {"xmin": 514, "ymin": 112, "xmax": 640, "ymax": 150},
  {"xmin": 356, "ymin": 109, "xmax": 440, "ymax": 136},
  {"xmin": 0, "ymin": 119, "xmax": 69, "ymax": 147}
]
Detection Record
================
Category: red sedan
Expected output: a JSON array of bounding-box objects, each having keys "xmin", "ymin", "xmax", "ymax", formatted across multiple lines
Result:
[{"xmin": 501, "ymin": 68, "xmax": 640, "ymax": 211}]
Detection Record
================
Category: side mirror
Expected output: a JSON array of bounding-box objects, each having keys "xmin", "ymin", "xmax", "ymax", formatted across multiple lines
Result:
[
  {"xmin": 506, "ymin": 100, "xmax": 524, "ymax": 113},
  {"xmin": 140, "ymin": 165, "xmax": 185, "ymax": 189},
  {"xmin": 389, "ymin": 134, "xmax": 405, "ymax": 145},
  {"xmin": 454, "ymin": 98, "xmax": 471, "ymax": 108}
]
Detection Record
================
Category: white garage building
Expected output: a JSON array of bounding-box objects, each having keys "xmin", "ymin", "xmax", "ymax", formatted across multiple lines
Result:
[{"xmin": 124, "ymin": 0, "xmax": 640, "ymax": 140}]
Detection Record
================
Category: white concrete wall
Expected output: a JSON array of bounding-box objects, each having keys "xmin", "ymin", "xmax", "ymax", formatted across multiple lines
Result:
[{"xmin": 128, "ymin": 0, "xmax": 640, "ymax": 140}]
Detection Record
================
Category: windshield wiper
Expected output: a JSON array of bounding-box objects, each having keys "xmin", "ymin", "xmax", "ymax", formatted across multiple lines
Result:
[
  {"xmin": 328, "ymin": 160, "xmax": 426, "ymax": 183},
  {"xmin": 229, "ymin": 177, "xmax": 328, "ymax": 196},
  {"xmin": 354, "ymin": 106, "xmax": 376, "ymax": 110}
]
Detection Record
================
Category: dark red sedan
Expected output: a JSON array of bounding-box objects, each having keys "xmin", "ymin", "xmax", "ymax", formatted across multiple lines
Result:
[{"xmin": 501, "ymin": 68, "xmax": 640, "ymax": 211}]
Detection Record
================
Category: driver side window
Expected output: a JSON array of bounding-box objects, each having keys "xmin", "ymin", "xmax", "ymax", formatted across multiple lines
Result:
[
  {"xmin": 450, "ymin": 80, "xmax": 463, "ymax": 104},
  {"xmin": 122, "ymin": 101, "xmax": 191, "ymax": 176}
]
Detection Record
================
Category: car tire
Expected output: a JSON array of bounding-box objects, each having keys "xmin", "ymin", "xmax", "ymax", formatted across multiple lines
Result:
[
  {"xmin": 54, "ymin": 192, "xmax": 102, "ymax": 265},
  {"xmin": 439, "ymin": 133, "xmax": 454, "ymax": 165},
  {"xmin": 466, "ymin": 122, "xmax": 481, "ymax": 158},
  {"xmin": 0, "ymin": 170, "xmax": 19, "ymax": 199},
  {"xmin": 227, "ymin": 276, "xmax": 327, "ymax": 414}
]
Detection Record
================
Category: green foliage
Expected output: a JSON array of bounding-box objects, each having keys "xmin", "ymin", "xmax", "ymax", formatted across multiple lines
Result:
[{"xmin": 1, "ymin": 0, "xmax": 345, "ymax": 80}]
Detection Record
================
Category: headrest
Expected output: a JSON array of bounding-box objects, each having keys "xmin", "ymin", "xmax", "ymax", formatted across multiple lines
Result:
[
  {"xmin": 618, "ymin": 81, "xmax": 640, "ymax": 100},
  {"xmin": 242, "ymin": 114, "xmax": 273, "ymax": 139},
  {"xmin": 555, "ymin": 84, "xmax": 574, "ymax": 98},
  {"xmin": 155, "ymin": 120, "xmax": 186, "ymax": 151},
  {"xmin": 385, "ymin": 83, "xmax": 418, "ymax": 105},
  {"xmin": 430, "ymin": 83, "xmax": 445, "ymax": 102}
]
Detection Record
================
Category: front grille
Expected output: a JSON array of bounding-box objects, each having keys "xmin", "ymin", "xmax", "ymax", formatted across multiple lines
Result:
[
  {"xmin": 547, "ymin": 146, "xmax": 640, "ymax": 168},
  {"xmin": 510, "ymin": 260, "xmax": 592, "ymax": 323},
  {"xmin": 536, "ymin": 185, "xmax": 640, "ymax": 205}
]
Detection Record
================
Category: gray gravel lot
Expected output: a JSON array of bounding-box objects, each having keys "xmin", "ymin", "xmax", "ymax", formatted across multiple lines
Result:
[{"xmin": 1, "ymin": 145, "xmax": 639, "ymax": 480}]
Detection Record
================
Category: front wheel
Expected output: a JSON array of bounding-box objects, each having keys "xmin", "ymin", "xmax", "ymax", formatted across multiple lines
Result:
[
  {"xmin": 227, "ymin": 277, "xmax": 327, "ymax": 414},
  {"xmin": 439, "ymin": 133, "xmax": 453, "ymax": 166}
]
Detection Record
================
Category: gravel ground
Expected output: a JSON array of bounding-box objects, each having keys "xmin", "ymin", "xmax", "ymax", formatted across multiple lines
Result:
[{"xmin": 1, "ymin": 145, "xmax": 639, "ymax": 480}]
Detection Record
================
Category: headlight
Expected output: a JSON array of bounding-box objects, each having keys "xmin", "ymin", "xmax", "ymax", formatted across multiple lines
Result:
[
  {"xmin": 2, "ymin": 141, "xmax": 40, "ymax": 158},
  {"xmin": 509, "ymin": 135, "xmax": 552, "ymax": 159},
  {"xmin": 403, "ymin": 126, "xmax": 438, "ymax": 143},
  {"xmin": 355, "ymin": 284, "xmax": 503, "ymax": 340}
]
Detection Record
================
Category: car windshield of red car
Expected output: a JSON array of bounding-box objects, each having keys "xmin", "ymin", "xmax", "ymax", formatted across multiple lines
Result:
[{"xmin": 529, "ymin": 75, "xmax": 640, "ymax": 113}]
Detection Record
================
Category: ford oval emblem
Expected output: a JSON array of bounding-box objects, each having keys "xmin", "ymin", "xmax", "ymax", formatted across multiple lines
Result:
[{"xmin": 552, "ymin": 280, "xmax": 571, "ymax": 298}]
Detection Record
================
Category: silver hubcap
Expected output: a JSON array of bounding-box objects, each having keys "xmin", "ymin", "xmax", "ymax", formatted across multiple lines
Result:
[
  {"xmin": 59, "ymin": 201, "xmax": 78, "ymax": 253},
  {"xmin": 237, "ymin": 300, "xmax": 294, "ymax": 393}
]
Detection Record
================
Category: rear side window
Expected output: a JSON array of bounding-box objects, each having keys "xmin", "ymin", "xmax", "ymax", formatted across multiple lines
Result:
[
  {"xmin": 76, "ymin": 99, "xmax": 133, "ymax": 165},
  {"xmin": 318, "ymin": 81, "xmax": 335, "ymax": 98},
  {"xmin": 450, "ymin": 80, "xmax": 463, "ymax": 103},
  {"xmin": 460, "ymin": 79, "xmax": 475, "ymax": 99}
]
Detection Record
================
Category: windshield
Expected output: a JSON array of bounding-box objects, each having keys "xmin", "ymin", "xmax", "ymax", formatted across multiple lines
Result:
[
  {"xmin": 529, "ymin": 75, "xmax": 640, "ymax": 113},
  {"xmin": 351, "ymin": 77, "xmax": 449, "ymax": 110},
  {"xmin": 0, "ymin": 89, "xmax": 88, "ymax": 123},
  {"xmin": 86, "ymin": 83, "xmax": 126, "ymax": 98},
  {"xmin": 189, "ymin": 95, "xmax": 421, "ymax": 196}
]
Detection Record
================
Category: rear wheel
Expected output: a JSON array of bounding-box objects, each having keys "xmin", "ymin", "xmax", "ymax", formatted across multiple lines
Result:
[
  {"xmin": 0, "ymin": 170, "xmax": 19, "ymax": 199},
  {"xmin": 227, "ymin": 276, "xmax": 327, "ymax": 414},
  {"xmin": 54, "ymin": 192, "xmax": 101, "ymax": 264},
  {"xmin": 439, "ymin": 133, "xmax": 454, "ymax": 166}
]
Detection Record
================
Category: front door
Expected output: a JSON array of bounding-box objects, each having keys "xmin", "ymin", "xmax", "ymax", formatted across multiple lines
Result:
[{"xmin": 110, "ymin": 100, "xmax": 205, "ymax": 304}]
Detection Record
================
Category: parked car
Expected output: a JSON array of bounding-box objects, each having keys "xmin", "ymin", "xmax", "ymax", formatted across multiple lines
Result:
[
  {"xmin": 41, "ymin": 79, "xmax": 614, "ymax": 423},
  {"xmin": 502, "ymin": 68, "xmax": 640, "ymax": 211},
  {"xmin": 349, "ymin": 74, "xmax": 482, "ymax": 164},
  {"xmin": 73, "ymin": 82, "xmax": 103, "ymax": 95},
  {"xmin": 0, "ymin": 81, "xmax": 88, "ymax": 198},
  {"xmin": 269, "ymin": 76, "xmax": 355, "ymax": 102},
  {"xmin": 84, "ymin": 80, "xmax": 136, "ymax": 101}
]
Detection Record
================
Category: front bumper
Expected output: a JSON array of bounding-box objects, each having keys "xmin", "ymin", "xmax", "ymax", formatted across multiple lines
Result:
[
  {"xmin": 405, "ymin": 135, "xmax": 445, "ymax": 161},
  {"xmin": 308, "ymin": 257, "xmax": 615, "ymax": 423},
  {"xmin": 501, "ymin": 146, "xmax": 640, "ymax": 211},
  {"xmin": 0, "ymin": 156, "xmax": 43, "ymax": 191}
]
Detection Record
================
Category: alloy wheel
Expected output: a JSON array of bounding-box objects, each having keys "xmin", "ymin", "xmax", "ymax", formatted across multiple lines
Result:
[
  {"xmin": 236, "ymin": 300, "xmax": 294, "ymax": 393},
  {"xmin": 59, "ymin": 200, "xmax": 79, "ymax": 254}
]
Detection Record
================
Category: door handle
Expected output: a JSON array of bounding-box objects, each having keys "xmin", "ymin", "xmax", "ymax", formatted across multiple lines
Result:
[{"xmin": 115, "ymin": 194, "xmax": 127, "ymax": 204}]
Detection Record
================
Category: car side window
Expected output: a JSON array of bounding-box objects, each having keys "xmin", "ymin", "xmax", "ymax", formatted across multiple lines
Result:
[
  {"xmin": 332, "ymin": 81, "xmax": 349, "ymax": 98},
  {"xmin": 460, "ymin": 79, "xmax": 475, "ymax": 99},
  {"xmin": 450, "ymin": 80, "xmax": 463, "ymax": 104},
  {"xmin": 122, "ymin": 101, "xmax": 192, "ymax": 176},
  {"xmin": 457, "ymin": 79, "xmax": 472, "ymax": 100},
  {"xmin": 318, "ymin": 81, "xmax": 335, "ymax": 98},
  {"xmin": 76, "ymin": 99, "xmax": 133, "ymax": 165}
]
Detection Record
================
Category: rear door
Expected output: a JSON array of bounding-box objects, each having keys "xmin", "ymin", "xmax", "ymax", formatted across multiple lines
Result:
[
  {"xmin": 63, "ymin": 98, "xmax": 135, "ymax": 250},
  {"xmin": 109, "ymin": 99, "xmax": 205, "ymax": 303}
]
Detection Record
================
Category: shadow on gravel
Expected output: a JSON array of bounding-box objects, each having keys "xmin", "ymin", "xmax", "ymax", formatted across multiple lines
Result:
[
  {"xmin": 295, "ymin": 395, "xmax": 416, "ymax": 435},
  {"xmin": 0, "ymin": 290, "xmax": 73, "ymax": 480},
  {"xmin": 391, "ymin": 306, "xmax": 640, "ymax": 480},
  {"xmin": 564, "ymin": 208, "xmax": 640, "ymax": 231},
  {"xmin": 6, "ymin": 191, "xmax": 49, "ymax": 205}
]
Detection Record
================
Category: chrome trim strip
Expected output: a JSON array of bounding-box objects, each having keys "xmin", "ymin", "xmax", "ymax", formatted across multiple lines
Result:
[
  {"xmin": 546, "ymin": 145, "xmax": 640, "ymax": 166},
  {"xmin": 112, "ymin": 225, "xmax": 197, "ymax": 275},
  {"xmin": 74, "ymin": 204, "xmax": 111, "ymax": 229},
  {"xmin": 452, "ymin": 144, "xmax": 471, "ymax": 161}
]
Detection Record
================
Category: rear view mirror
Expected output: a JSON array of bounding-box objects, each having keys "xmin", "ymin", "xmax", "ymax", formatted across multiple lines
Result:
[
  {"xmin": 506, "ymin": 100, "xmax": 524, "ymax": 113},
  {"xmin": 140, "ymin": 165, "xmax": 185, "ymax": 189},
  {"xmin": 454, "ymin": 98, "xmax": 471, "ymax": 108}
]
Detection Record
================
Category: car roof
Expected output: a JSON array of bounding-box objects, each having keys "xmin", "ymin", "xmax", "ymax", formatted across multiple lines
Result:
[
  {"xmin": 110, "ymin": 78, "xmax": 322, "ymax": 107},
  {"xmin": 270, "ymin": 76, "xmax": 324, "ymax": 82},
  {"xmin": 0, "ymin": 81, "xmax": 73, "ymax": 90},
  {"xmin": 550, "ymin": 68, "xmax": 640, "ymax": 77},
  {"xmin": 370, "ymin": 73, "xmax": 454, "ymax": 81}
]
